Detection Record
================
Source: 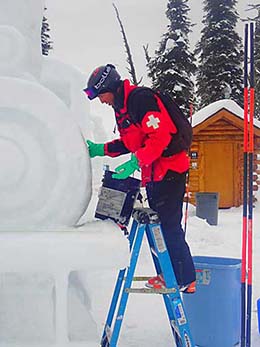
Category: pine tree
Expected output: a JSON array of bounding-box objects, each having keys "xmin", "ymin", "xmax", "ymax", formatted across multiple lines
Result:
[
  {"xmin": 41, "ymin": 7, "xmax": 53, "ymax": 56},
  {"xmin": 195, "ymin": 0, "xmax": 243, "ymax": 108},
  {"xmin": 146, "ymin": 0, "xmax": 196, "ymax": 117}
]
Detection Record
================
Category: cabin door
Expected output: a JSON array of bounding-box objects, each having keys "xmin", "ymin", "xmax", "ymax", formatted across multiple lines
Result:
[{"xmin": 203, "ymin": 141, "xmax": 236, "ymax": 208}]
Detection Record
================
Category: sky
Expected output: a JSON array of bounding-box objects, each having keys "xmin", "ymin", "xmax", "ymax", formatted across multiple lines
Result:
[
  {"xmin": 45, "ymin": 0, "xmax": 259, "ymax": 128},
  {"xmin": 45, "ymin": 0, "xmax": 257, "ymax": 82}
]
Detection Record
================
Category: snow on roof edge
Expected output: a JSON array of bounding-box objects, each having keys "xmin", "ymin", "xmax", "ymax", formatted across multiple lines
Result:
[{"xmin": 191, "ymin": 99, "xmax": 260, "ymax": 129}]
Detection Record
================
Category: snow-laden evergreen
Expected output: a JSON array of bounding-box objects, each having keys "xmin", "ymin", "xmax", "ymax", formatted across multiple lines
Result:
[
  {"xmin": 41, "ymin": 7, "xmax": 52, "ymax": 56},
  {"xmin": 195, "ymin": 0, "xmax": 243, "ymax": 109},
  {"xmin": 146, "ymin": 0, "xmax": 196, "ymax": 117}
]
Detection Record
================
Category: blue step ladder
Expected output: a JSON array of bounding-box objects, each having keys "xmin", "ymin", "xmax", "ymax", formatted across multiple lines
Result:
[{"xmin": 100, "ymin": 207, "xmax": 195, "ymax": 347}]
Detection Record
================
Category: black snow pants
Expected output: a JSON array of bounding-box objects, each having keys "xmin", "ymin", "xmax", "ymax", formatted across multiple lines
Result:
[{"xmin": 146, "ymin": 171, "xmax": 196, "ymax": 286}]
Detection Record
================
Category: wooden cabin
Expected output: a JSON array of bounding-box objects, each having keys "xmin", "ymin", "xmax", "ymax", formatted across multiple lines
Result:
[{"xmin": 189, "ymin": 99, "xmax": 260, "ymax": 208}]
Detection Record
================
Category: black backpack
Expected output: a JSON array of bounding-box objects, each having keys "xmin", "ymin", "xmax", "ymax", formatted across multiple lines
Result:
[{"xmin": 127, "ymin": 87, "xmax": 193, "ymax": 156}]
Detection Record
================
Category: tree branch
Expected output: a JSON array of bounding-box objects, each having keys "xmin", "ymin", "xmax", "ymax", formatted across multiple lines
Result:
[{"xmin": 113, "ymin": 3, "xmax": 141, "ymax": 85}]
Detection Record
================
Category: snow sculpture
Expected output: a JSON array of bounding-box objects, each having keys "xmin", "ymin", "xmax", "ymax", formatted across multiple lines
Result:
[
  {"xmin": 0, "ymin": 1, "xmax": 130, "ymax": 346},
  {"xmin": 0, "ymin": 0, "xmax": 43, "ymax": 79},
  {"xmin": 0, "ymin": 0, "xmax": 92, "ymax": 229}
]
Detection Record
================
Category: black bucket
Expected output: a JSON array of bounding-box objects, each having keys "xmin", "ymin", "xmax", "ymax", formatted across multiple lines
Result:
[{"xmin": 95, "ymin": 170, "xmax": 141, "ymax": 226}]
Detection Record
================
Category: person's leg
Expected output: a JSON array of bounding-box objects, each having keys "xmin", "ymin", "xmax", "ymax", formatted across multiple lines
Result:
[{"xmin": 146, "ymin": 173, "xmax": 195, "ymax": 286}]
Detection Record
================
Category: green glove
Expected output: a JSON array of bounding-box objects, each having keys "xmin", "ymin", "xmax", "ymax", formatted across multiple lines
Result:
[
  {"xmin": 86, "ymin": 140, "xmax": 105, "ymax": 158},
  {"xmin": 112, "ymin": 154, "xmax": 139, "ymax": 179}
]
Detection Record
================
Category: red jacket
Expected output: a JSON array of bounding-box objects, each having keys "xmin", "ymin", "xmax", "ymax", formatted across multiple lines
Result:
[{"xmin": 104, "ymin": 80, "xmax": 189, "ymax": 185}]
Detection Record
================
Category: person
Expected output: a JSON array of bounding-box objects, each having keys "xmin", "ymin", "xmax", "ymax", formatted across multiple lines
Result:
[{"xmin": 84, "ymin": 63, "xmax": 196, "ymax": 293}]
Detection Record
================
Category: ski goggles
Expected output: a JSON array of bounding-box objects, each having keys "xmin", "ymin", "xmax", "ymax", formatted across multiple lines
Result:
[
  {"xmin": 83, "ymin": 87, "xmax": 99, "ymax": 100},
  {"xmin": 83, "ymin": 86, "xmax": 111, "ymax": 100}
]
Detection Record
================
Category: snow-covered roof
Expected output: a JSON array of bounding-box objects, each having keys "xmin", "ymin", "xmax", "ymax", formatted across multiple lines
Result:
[{"xmin": 192, "ymin": 99, "xmax": 260, "ymax": 129}]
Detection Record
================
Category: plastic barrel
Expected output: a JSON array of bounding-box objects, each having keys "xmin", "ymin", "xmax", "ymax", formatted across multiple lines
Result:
[
  {"xmin": 195, "ymin": 192, "xmax": 219, "ymax": 225},
  {"xmin": 183, "ymin": 256, "xmax": 241, "ymax": 347}
]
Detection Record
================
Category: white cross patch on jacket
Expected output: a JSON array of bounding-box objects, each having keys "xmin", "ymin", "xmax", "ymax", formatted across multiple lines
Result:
[{"xmin": 146, "ymin": 114, "xmax": 160, "ymax": 129}]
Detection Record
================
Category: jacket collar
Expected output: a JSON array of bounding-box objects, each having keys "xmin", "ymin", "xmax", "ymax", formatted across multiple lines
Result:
[{"xmin": 114, "ymin": 79, "xmax": 137, "ymax": 114}]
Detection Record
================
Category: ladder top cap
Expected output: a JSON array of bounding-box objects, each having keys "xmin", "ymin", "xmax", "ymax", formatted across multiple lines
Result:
[{"xmin": 132, "ymin": 207, "xmax": 160, "ymax": 224}]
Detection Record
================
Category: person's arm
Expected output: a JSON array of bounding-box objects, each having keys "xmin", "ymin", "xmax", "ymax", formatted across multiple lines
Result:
[
  {"xmin": 86, "ymin": 138, "xmax": 130, "ymax": 158},
  {"xmin": 104, "ymin": 139, "xmax": 130, "ymax": 157}
]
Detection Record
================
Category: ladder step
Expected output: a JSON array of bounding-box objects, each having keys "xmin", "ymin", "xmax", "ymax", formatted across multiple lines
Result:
[
  {"xmin": 125, "ymin": 287, "xmax": 177, "ymax": 294},
  {"xmin": 126, "ymin": 276, "xmax": 151, "ymax": 281}
]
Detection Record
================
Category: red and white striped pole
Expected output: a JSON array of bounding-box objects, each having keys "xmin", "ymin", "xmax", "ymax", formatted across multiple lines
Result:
[
  {"xmin": 241, "ymin": 21, "xmax": 255, "ymax": 347},
  {"xmin": 246, "ymin": 21, "xmax": 255, "ymax": 347},
  {"xmin": 241, "ymin": 22, "xmax": 249, "ymax": 347}
]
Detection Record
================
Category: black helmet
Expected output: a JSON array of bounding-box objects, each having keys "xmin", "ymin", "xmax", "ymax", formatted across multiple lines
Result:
[{"xmin": 84, "ymin": 64, "xmax": 121, "ymax": 100}]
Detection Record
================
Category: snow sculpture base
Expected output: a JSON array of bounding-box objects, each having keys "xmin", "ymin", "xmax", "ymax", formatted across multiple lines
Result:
[{"xmin": 0, "ymin": 221, "xmax": 129, "ymax": 346}]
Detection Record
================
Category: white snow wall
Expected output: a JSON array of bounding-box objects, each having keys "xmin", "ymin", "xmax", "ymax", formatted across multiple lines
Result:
[
  {"xmin": 0, "ymin": 0, "xmax": 92, "ymax": 230},
  {"xmin": 0, "ymin": 2, "xmax": 130, "ymax": 346}
]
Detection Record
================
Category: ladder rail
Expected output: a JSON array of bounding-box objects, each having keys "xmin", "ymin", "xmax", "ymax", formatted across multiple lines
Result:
[
  {"xmin": 145, "ymin": 223, "xmax": 181, "ymax": 344},
  {"xmin": 147, "ymin": 223, "xmax": 194, "ymax": 347},
  {"xmin": 109, "ymin": 224, "xmax": 146, "ymax": 347},
  {"xmin": 100, "ymin": 208, "xmax": 195, "ymax": 347},
  {"xmin": 101, "ymin": 268, "xmax": 126, "ymax": 346},
  {"xmin": 101, "ymin": 219, "xmax": 139, "ymax": 347}
]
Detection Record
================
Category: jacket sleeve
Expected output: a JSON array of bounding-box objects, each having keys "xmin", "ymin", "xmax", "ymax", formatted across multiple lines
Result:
[
  {"xmin": 133, "ymin": 94, "xmax": 177, "ymax": 167},
  {"xmin": 104, "ymin": 139, "xmax": 130, "ymax": 157}
]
